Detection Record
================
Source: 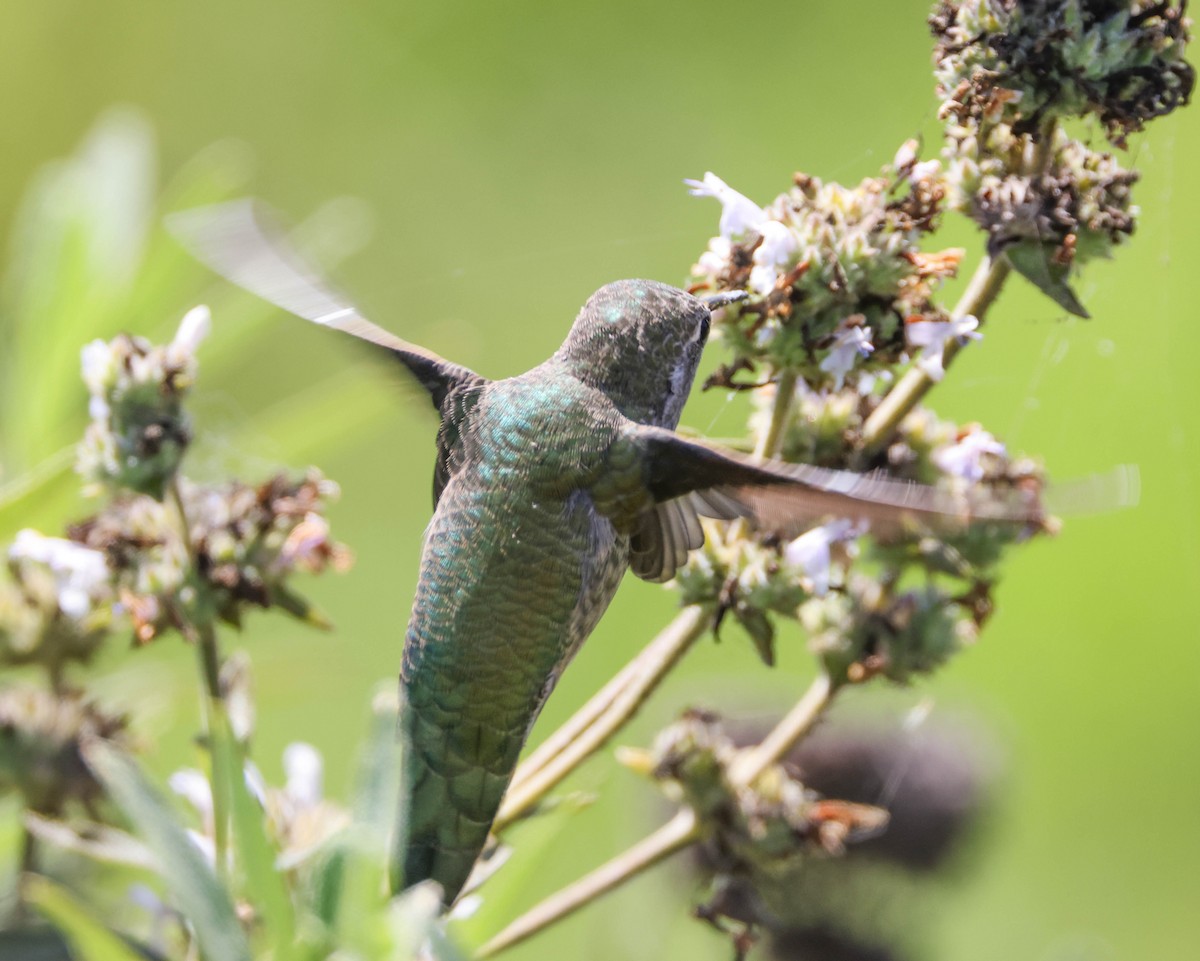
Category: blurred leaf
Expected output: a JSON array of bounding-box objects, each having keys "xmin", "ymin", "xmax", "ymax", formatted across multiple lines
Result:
[
  {"xmin": 24, "ymin": 874, "xmax": 145, "ymax": 961},
  {"xmin": 1001, "ymin": 239, "xmax": 1090, "ymax": 318},
  {"xmin": 208, "ymin": 708, "xmax": 297, "ymax": 960},
  {"xmin": 310, "ymin": 689, "xmax": 403, "ymax": 955},
  {"xmin": 83, "ymin": 737, "xmax": 251, "ymax": 961},
  {"xmin": 24, "ymin": 813, "xmax": 155, "ymax": 871},
  {"xmin": 0, "ymin": 108, "xmax": 155, "ymax": 474}
]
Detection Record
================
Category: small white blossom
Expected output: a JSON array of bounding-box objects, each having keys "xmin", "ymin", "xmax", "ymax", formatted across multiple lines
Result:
[
  {"xmin": 168, "ymin": 305, "xmax": 211, "ymax": 363},
  {"xmin": 697, "ymin": 235, "xmax": 732, "ymax": 275},
  {"xmin": 685, "ymin": 172, "xmax": 766, "ymax": 239},
  {"xmin": 933, "ymin": 428, "xmax": 1006, "ymax": 482},
  {"xmin": 910, "ymin": 159, "xmax": 942, "ymax": 183},
  {"xmin": 784, "ymin": 520, "xmax": 862, "ymax": 596},
  {"xmin": 9, "ymin": 530, "xmax": 110, "ymax": 619},
  {"xmin": 283, "ymin": 742, "xmax": 323, "ymax": 808},
  {"xmin": 749, "ymin": 221, "xmax": 800, "ymax": 295},
  {"xmin": 893, "ymin": 139, "xmax": 919, "ymax": 171},
  {"xmin": 906, "ymin": 315, "xmax": 982, "ymax": 381},
  {"xmin": 819, "ymin": 325, "xmax": 875, "ymax": 389}
]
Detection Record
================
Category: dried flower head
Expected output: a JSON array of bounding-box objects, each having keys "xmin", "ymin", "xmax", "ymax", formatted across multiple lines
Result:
[
  {"xmin": 1, "ymin": 531, "xmax": 113, "ymax": 676},
  {"xmin": 686, "ymin": 712, "xmax": 997, "ymax": 958},
  {"xmin": 632, "ymin": 711, "xmax": 889, "ymax": 878},
  {"xmin": 944, "ymin": 123, "xmax": 1140, "ymax": 292},
  {"xmin": 0, "ymin": 685, "xmax": 128, "ymax": 815},
  {"xmin": 932, "ymin": 0, "xmax": 1194, "ymax": 145},
  {"xmin": 69, "ymin": 471, "xmax": 351, "ymax": 642}
]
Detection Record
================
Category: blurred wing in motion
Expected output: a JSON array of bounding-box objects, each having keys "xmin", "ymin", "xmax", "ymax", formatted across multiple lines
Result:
[
  {"xmin": 626, "ymin": 424, "xmax": 1047, "ymax": 582},
  {"xmin": 1042, "ymin": 463, "xmax": 1140, "ymax": 517},
  {"xmin": 167, "ymin": 199, "xmax": 483, "ymax": 410}
]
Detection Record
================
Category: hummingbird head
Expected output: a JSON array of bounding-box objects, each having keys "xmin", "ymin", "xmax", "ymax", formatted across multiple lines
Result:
[{"xmin": 554, "ymin": 280, "xmax": 721, "ymax": 429}]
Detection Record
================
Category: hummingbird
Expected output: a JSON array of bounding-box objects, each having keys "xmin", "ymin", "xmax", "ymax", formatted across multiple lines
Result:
[{"xmin": 170, "ymin": 201, "xmax": 1039, "ymax": 906}]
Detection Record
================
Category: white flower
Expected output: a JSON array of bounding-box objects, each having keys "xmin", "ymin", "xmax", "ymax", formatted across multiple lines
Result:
[
  {"xmin": 283, "ymin": 742, "xmax": 323, "ymax": 808},
  {"xmin": 906, "ymin": 315, "xmax": 982, "ymax": 381},
  {"xmin": 749, "ymin": 221, "xmax": 800, "ymax": 295},
  {"xmin": 893, "ymin": 139, "xmax": 919, "ymax": 171},
  {"xmin": 166, "ymin": 305, "xmax": 211, "ymax": 366},
  {"xmin": 819, "ymin": 325, "xmax": 875, "ymax": 389},
  {"xmin": 9, "ymin": 530, "xmax": 110, "ymax": 619},
  {"xmin": 933, "ymin": 428, "xmax": 1006, "ymax": 482},
  {"xmin": 910, "ymin": 159, "xmax": 942, "ymax": 183},
  {"xmin": 81, "ymin": 340, "xmax": 117, "ymax": 421},
  {"xmin": 685, "ymin": 172, "xmax": 766, "ymax": 239},
  {"xmin": 784, "ymin": 520, "xmax": 862, "ymax": 596},
  {"xmin": 175, "ymin": 306, "xmax": 211, "ymax": 353},
  {"xmin": 697, "ymin": 236, "xmax": 732, "ymax": 276}
]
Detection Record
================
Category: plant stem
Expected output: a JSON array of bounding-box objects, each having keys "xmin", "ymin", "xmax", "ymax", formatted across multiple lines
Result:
[
  {"xmin": 495, "ymin": 604, "xmax": 711, "ymax": 832},
  {"xmin": 14, "ymin": 825, "xmax": 37, "ymax": 922},
  {"xmin": 476, "ymin": 809, "xmax": 702, "ymax": 959},
  {"xmin": 728, "ymin": 671, "xmax": 835, "ymax": 788},
  {"xmin": 508, "ymin": 657, "xmax": 643, "ymax": 795},
  {"xmin": 169, "ymin": 477, "xmax": 229, "ymax": 879},
  {"xmin": 754, "ymin": 368, "xmax": 797, "ymax": 460}
]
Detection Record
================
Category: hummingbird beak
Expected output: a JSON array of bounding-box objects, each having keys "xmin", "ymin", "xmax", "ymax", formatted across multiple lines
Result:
[{"xmin": 700, "ymin": 290, "xmax": 749, "ymax": 311}]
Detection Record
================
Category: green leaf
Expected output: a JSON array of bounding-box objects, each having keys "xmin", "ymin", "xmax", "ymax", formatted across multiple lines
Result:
[
  {"xmin": 209, "ymin": 707, "xmax": 297, "ymax": 960},
  {"xmin": 24, "ymin": 875, "xmax": 144, "ymax": 961},
  {"xmin": 0, "ymin": 108, "xmax": 156, "ymax": 475},
  {"xmin": 1002, "ymin": 239, "xmax": 1090, "ymax": 318},
  {"xmin": 83, "ymin": 738, "xmax": 251, "ymax": 961},
  {"xmin": 309, "ymin": 690, "xmax": 403, "ymax": 955}
]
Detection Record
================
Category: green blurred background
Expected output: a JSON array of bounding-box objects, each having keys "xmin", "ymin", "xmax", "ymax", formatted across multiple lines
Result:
[{"xmin": 1, "ymin": 1, "xmax": 1197, "ymax": 958}]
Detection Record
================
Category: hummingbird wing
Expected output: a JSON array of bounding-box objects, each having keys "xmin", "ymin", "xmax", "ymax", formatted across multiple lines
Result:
[
  {"xmin": 167, "ymin": 199, "xmax": 488, "ymax": 506},
  {"xmin": 625, "ymin": 424, "xmax": 1044, "ymax": 583},
  {"xmin": 167, "ymin": 199, "xmax": 485, "ymax": 412}
]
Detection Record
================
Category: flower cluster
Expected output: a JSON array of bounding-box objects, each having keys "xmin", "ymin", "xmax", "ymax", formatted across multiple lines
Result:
[
  {"xmin": 685, "ymin": 713, "xmax": 996, "ymax": 957},
  {"xmin": 624, "ymin": 711, "xmax": 888, "ymax": 871},
  {"xmin": 673, "ymin": 385, "xmax": 1046, "ymax": 677},
  {"xmin": 686, "ymin": 153, "xmax": 963, "ymax": 392},
  {"xmin": 0, "ymin": 685, "xmax": 128, "ymax": 815},
  {"xmin": 77, "ymin": 307, "xmax": 211, "ymax": 499},
  {"xmin": 171, "ymin": 740, "xmax": 348, "ymax": 872},
  {"xmin": 943, "ymin": 116, "xmax": 1140, "ymax": 315},
  {"xmin": 1, "ymin": 531, "xmax": 114, "ymax": 679},
  {"xmin": 932, "ymin": 0, "xmax": 1194, "ymax": 146},
  {"xmin": 68, "ymin": 470, "xmax": 351, "ymax": 643},
  {"xmin": 931, "ymin": 2, "xmax": 1191, "ymax": 314}
]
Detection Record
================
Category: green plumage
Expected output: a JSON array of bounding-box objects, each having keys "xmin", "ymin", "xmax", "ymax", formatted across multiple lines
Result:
[{"xmin": 399, "ymin": 370, "xmax": 629, "ymax": 901}]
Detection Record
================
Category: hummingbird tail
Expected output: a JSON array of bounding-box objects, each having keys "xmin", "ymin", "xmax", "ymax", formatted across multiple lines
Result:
[{"xmin": 396, "ymin": 703, "xmax": 521, "ymax": 906}]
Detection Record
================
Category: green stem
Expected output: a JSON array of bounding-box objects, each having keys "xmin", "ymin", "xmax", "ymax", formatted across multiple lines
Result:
[
  {"xmin": 728, "ymin": 671, "xmax": 835, "ymax": 788},
  {"xmin": 14, "ymin": 825, "xmax": 37, "ymax": 922},
  {"xmin": 169, "ymin": 477, "xmax": 229, "ymax": 879},
  {"xmin": 477, "ymin": 810, "xmax": 702, "ymax": 959},
  {"xmin": 754, "ymin": 368, "xmax": 797, "ymax": 460},
  {"xmin": 495, "ymin": 605, "xmax": 711, "ymax": 832}
]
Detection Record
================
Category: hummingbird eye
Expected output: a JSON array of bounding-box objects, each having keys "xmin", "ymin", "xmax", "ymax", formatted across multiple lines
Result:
[{"xmin": 687, "ymin": 314, "xmax": 710, "ymax": 346}]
